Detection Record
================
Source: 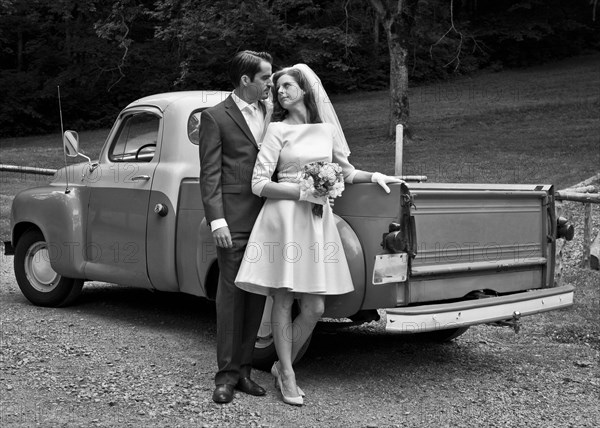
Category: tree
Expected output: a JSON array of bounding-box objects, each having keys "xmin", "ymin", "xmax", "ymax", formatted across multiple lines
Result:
[
  {"xmin": 369, "ymin": 0, "xmax": 420, "ymax": 137},
  {"xmin": 150, "ymin": 0, "xmax": 362, "ymax": 91}
]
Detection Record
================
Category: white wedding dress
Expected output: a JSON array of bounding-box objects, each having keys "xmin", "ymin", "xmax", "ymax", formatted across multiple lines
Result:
[{"xmin": 235, "ymin": 121, "xmax": 356, "ymax": 295}]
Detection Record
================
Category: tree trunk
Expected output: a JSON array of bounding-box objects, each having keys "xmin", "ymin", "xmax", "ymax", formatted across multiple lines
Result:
[
  {"xmin": 386, "ymin": 31, "xmax": 410, "ymax": 137},
  {"xmin": 17, "ymin": 27, "xmax": 23, "ymax": 71},
  {"xmin": 381, "ymin": 0, "xmax": 419, "ymax": 137},
  {"xmin": 373, "ymin": 13, "xmax": 380, "ymax": 49},
  {"xmin": 65, "ymin": 12, "xmax": 73, "ymax": 59},
  {"xmin": 65, "ymin": 26, "xmax": 72, "ymax": 59}
]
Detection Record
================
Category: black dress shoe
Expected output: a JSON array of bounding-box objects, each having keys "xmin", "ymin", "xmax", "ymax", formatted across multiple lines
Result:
[
  {"xmin": 236, "ymin": 377, "xmax": 266, "ymax": 396},
  {"xmin": 212, "ymin": 384, "xmax": 234, "ymax": 403}
]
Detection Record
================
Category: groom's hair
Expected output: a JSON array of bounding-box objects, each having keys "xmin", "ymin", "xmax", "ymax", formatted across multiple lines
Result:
[{"xmin": 229, "ymin": 50, "xmax": 272, "ymax": 86}]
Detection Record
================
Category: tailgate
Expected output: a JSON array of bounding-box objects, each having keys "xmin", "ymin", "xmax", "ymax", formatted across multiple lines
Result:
[{"xmin": 405, "ymin": 183, "xmax": 555, "ymax": 303}]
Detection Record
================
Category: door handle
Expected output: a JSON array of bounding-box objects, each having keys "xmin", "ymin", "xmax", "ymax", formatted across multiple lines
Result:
[{"xmin": 131, "ymin": 175, "xmax": 150, "ymax": 182}]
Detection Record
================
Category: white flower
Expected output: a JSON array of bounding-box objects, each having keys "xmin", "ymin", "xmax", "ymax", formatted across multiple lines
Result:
[
  {"xmin": 301, "ymin": 176, "xmax": 315, "ymax": 191},
  {"xmin": 330, "ymin": 182, "xmax": 345, "ymax": 198},
  {"xmin": 319, "ymin": 166, "xmax": 337, "ymax": 182}
]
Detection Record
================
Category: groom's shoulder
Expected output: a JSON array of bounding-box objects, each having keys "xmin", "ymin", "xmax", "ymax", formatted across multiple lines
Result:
[
  {"xmin": 202, "ymin": 98, "xmax": 231, "ymax": 122},
  {"xmin": 206, "ymin": 94, "xmax": 233, "ymax": 112}
]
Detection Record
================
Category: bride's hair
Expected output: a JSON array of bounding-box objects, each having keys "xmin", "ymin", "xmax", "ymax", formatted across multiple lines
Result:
[{"xmin": 271, "ymin": 68, "xmax": 322, "ymax": 124}]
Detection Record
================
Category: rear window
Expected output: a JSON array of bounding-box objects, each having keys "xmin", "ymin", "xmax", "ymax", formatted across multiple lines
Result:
[{"xmin": 188, "ymin": 109, "xmax": 207, "ymax": 145}]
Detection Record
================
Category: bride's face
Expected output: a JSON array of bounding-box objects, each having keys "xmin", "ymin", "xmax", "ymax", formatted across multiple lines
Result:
[{"xmin": 276, "ymin": 75, "xmax": 304, "ymax": 109}]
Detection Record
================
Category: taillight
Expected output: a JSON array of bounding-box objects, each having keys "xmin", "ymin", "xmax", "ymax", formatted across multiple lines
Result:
[
  {"xmin": 381, "ymin": 220, "xmax": 417, "ymax": 258},
  {"xmin": 556, "ymin": 216, "xmax": 574, "ymax": 241}
]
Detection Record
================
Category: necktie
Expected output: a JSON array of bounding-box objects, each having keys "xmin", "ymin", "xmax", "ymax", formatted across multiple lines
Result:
[{"xmin": 246, "ymin": 105, "xmax": 263, "ymax": 146}]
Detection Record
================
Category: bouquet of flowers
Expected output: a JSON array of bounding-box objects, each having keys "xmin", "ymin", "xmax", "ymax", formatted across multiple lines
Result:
[{"xmin": 300, "ymin": 161, "xmax": 345, "ymax": 217}]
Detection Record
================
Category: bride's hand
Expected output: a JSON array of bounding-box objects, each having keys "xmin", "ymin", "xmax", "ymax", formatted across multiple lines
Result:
[{"xmin": 371, "ymin": 172, "xmax": 404, "ymax": 193}]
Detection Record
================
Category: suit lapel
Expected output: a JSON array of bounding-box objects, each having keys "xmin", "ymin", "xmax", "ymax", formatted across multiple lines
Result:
[{"xmin": 224, "ymin": 95, "xmax": 258, "ymax": 149}]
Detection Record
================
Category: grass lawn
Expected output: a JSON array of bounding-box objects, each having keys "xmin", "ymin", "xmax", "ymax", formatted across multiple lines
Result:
[{"xmin": 334, "ymin": 52, "xmax": 599, "ymax": 187}]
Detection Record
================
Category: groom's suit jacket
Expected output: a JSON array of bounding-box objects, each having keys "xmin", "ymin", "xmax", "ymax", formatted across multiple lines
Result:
[{"xmin": 199, "ymin": 95, "xmax": 269, "ymax": 233}]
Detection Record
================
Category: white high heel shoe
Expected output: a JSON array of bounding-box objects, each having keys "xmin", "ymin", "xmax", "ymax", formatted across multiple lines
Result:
[
  {"xmin": 271, "ymin": 361, "xmax": 305, "ymax": 397},
  {"xmin": 274, "ymin": 367, "xmax": 303, "ymax": 406}
]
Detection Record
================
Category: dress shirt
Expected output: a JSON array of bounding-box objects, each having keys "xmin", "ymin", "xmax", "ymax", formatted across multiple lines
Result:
[{"xmin": 231, "ymin": 92, "xmax": 264, "ymax": 145}]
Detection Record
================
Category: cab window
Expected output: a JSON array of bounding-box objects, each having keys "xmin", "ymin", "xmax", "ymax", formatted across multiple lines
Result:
[
  {"xmin": 109, "ymin": 112, "xmax": 159, "ymax": 162},
  {"xmin": 188, "ymin": 108, "xmax": 207, "ymax": 145}
]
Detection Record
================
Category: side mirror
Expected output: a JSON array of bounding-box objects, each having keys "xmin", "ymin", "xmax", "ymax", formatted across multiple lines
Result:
[{"xmin": 63, "ymin": 130, "xmax": 80, "ymax": 157}]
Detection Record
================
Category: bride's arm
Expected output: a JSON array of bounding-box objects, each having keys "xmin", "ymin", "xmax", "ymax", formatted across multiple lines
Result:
[
  {"xmin": 252, "ymin": 124, "xmax": 301, "ymax": 200},
  {"xmin": 351, "ymin": 170, "xmax": 375, "ymax": 183},
  {"xmin": 331, "ymin": 127, "xmax": 372, "ymax": 183},
  {"xmin": 259, "ymin": 181, "xmax": 300, "ymax": 199},
  {"xmin": 331, "ymin": 127, "xmax": 402, "ymax": 192}
]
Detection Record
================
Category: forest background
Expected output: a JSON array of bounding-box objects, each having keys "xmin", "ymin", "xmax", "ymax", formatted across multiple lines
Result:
[{"xmin": 0, "ymin": 0, "xmax": 598, "ymax": 138}]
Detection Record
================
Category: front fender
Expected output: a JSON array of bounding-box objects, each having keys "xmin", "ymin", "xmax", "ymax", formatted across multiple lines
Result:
[
  {"xmin": 324, "ymin": 215, "xmax": 366, "ymax": 318},
  {"xmin": 11, "ymin": 185, "xmax": 89, "ymax": 279}
]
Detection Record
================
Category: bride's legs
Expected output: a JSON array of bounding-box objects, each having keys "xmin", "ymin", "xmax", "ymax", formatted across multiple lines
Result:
[
  {"xmin": 271, "ymin": 289, "xmax": 300, "ymax": 398},
  {"xmin": 291, "ymin": 293, "xmax": 325, "ymax": 362}
]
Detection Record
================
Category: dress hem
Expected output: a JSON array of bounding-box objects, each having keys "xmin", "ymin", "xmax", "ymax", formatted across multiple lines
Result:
[{"xmin": 235, "ymin": 281, "xmax": 353, "ymax": 296}]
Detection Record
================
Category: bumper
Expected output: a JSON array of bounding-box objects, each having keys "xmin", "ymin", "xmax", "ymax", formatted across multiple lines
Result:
[{"xmin": 385, "ymin": 285, "xmax": 574, "ymax": 333}]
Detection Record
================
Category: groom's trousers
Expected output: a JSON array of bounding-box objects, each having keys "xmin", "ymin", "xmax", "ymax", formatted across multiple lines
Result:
[{"xmin": 214, "ymin": 231, "xmax": 266, "ymax": 386}]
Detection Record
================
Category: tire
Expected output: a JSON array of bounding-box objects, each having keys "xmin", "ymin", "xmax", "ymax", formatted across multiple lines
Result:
[
  {"xmin": 409, "ymin": 327, "xmax": 470, "ymax": 342},
  {"xmin": 252, "ymin": 297, "xmax": 312, "ymax": 371},
  {"xmin": 14, "ymin": 229, "xmax": 83, "ymax": 307}
]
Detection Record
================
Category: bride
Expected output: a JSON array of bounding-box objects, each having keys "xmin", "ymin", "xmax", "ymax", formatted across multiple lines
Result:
[{"xmin": 235, "ymin": 64, "xmax": 401, "ymax": 406}]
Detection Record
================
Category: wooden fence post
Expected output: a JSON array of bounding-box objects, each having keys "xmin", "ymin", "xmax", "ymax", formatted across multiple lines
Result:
[
  {"xmin": 581, "ymin": 202, "xmax": 593, "ymax": 268},
  {"xmin": 591, "ymin": 232, "xmax": 600, "ymax": 270},
  {"xmin": 395, "ymin": 124, "xmax": 403, "ymax": 176},
  {"xmin": 554, "ymin": 200, "xmax": 565, "ymax": 286}
]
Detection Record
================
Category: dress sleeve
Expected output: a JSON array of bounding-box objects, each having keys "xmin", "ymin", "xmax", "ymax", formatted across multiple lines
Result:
[
  {"xmin": 252, "ymin": 123, "xmax": 283, "ymax": 196},
  {"xmin": 331, "ymin": 125, "xmax": 357, "ymax": 183}
]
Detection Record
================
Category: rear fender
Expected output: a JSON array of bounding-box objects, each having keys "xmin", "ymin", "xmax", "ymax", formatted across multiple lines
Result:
[{"xmin": 323, "ymin": 215, "xmax": 365, "ymax": 318}]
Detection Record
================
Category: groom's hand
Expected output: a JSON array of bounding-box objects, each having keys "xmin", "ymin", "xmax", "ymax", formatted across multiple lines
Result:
[{"xmin": 213, "ymin": 226, "xmax": 233, "ymax": 248}]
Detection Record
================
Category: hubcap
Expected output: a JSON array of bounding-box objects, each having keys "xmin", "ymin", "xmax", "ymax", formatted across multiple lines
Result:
[{"xmin": 25, "ymin": 242, "xmax": 60, "ymax": 292}]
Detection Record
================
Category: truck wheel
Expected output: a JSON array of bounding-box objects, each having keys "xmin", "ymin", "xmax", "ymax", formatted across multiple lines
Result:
[
  {"xmin": 411, "ymin": 327, "xmax": 470, "ymax": 342},
  {"xmin": 252, "ymin": 297, "xmax": 312, "ymax": 371},
  {"xmin": 14, "ymin": 229, "xmax": 83, "ymax": 307}
]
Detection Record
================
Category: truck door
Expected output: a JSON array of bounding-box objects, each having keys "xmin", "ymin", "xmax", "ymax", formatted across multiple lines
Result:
[{"xmin": 83, "ymin": 108, "xmax": 162, "ymax": 288}]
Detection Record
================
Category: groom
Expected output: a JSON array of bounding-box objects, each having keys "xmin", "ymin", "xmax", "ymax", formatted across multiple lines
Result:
[{"xmin": 198, "ymin": 50, "xmax": 273, "ymax": 404}]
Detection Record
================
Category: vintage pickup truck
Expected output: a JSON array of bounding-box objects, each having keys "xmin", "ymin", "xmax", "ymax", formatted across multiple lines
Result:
[{"xmin": 5, "ymin": 91, "xmax": 575, "ymax": 369}]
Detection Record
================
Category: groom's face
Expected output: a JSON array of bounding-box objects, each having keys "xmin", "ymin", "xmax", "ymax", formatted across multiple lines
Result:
[{"xmin": 242, "ymin": 60, "xmax": 273, "ymax": 103}]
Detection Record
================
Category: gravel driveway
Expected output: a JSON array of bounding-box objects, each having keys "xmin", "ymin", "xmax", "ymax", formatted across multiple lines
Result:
[{"xmin": 1, "ymin": 258, "xmax": 598, "ymax": 427}]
